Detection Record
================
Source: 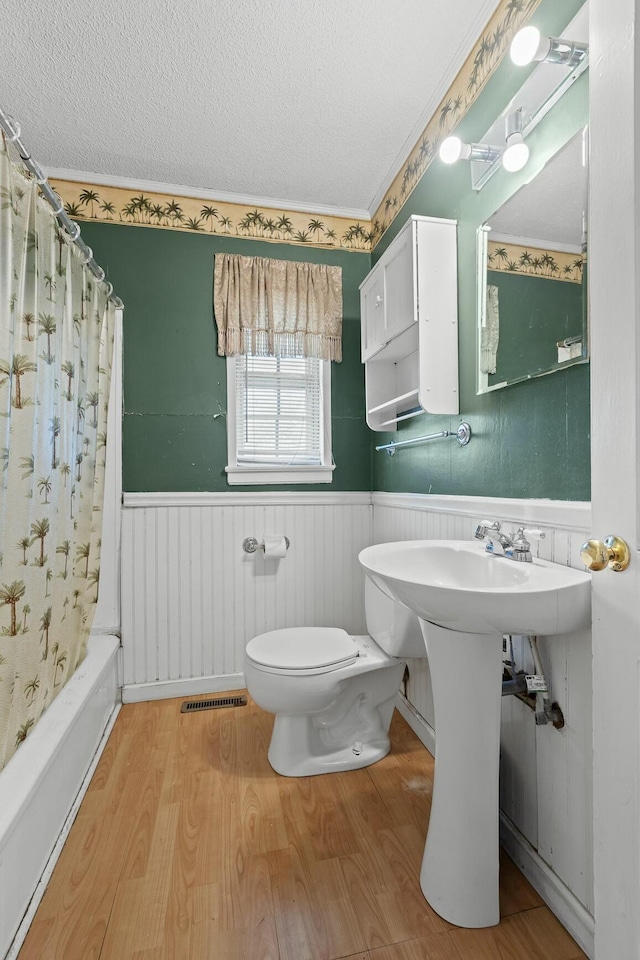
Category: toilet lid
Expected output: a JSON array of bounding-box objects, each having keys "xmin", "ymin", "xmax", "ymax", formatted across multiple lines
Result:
[{"xmin": 246, "ymin": 627, "xmax": 357, "ymax": 671}]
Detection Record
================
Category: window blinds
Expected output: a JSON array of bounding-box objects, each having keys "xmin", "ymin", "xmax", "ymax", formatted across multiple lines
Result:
[{"xmin": 235, "ymin": 355, "xmax": 323, "ymax": 465}]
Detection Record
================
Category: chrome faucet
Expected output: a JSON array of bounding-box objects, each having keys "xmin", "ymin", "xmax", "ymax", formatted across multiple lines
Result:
[
  {"xmin": 474, "ymin": 520, "xmax": 544, "ymax": 562},
  {"xmin": 474, "ymin": 520, "xmax": 501, "ymax": 540},
  {"xmin": 474, "ymin": 521, "xmax": 518, "ymax": 557}
]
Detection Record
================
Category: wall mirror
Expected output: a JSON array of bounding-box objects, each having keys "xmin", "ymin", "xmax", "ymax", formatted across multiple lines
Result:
[{"xmin": 476, "ymin": 126, "xmax": 588, "ymax": 394}]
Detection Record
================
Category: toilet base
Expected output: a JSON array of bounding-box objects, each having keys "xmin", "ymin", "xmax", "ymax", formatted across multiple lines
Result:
[{"xmin": 268, "ymin": 711, "xmax": 392, "ymax": 777}]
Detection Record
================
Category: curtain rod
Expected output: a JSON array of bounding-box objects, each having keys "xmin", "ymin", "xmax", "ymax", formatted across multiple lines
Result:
[{"xmin": 0, "ymin": 106, "xmax": 123, "ymax": 309}]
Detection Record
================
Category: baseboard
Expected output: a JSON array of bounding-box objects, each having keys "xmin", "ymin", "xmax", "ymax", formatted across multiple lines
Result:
[
  {"xmin": 395, "ymin": 692, "xmax": 435, "ymax": 757},
  {"xmin": 122, "ymin": 673, "xmax": 246, "ymax": 703},
  {"xmin": 499, "ymin": 812, "xmax": 594, "ymax": 959}
]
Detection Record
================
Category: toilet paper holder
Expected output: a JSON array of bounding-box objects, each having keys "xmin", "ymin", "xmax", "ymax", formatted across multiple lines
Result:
[{"xmin": 242, "ymin": 536, "xmax": 291, "ymax": 554}]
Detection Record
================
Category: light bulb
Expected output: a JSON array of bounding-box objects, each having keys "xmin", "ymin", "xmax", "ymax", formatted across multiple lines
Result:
[
  {"xmin": 439, "ymin": 136, "xmax": 464, "ymax": 164},
  {"xmin": 510, "ymin": 26, "xmax": 550, "ymax": 66},
  {"xmin": 502, "ymin": 136, "xmax": 529, "ymax": 173}
]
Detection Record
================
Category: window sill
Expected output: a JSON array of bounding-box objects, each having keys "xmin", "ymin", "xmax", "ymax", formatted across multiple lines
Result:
[{"xmin": 225, "ymin": 464, "xmax": 335, "ymax": 485}]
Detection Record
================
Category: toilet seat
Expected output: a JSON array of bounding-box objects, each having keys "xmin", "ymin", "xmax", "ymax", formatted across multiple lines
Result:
[{"xmin": 246, "ymin": 627, "xmax": 358, "ymax": 675}]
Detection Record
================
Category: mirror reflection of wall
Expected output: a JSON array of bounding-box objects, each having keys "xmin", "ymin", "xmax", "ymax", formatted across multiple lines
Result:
[{"xmin": 477, "ymin": 128, "xmax": 588, "ymax": 394}]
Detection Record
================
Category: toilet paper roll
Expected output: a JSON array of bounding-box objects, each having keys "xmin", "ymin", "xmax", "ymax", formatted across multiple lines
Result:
[{"xmin": 263, "ymin": 535, "xmax": 288, "ymax": 559}]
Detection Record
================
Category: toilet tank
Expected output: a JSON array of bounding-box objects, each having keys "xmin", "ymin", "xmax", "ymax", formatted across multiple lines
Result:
[{"xmin": 364, "ymin": 577, "xmax": 426, "ymax": 658}]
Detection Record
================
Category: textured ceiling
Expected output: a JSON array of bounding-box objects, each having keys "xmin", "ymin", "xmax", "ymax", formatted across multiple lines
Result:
[{"xmin": 1, "ymin": 0, "xmax": 501, "ymax": 214}]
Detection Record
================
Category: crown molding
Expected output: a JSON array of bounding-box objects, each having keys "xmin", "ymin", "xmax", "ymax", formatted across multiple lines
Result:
[
  {"xmin": 489, "ymin": 233, "xmax": 583, "ymax": 255},
  {"xmin": 369, "ymin": 0, "xmax": 545, "ymax": 249},
  {"xmin": 368, "ymin": 0, "xmax": 503, "ymax": 217}
]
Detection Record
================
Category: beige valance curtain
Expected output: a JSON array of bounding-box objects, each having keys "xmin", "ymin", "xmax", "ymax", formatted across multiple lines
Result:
[{"xmin": 213, "ymin": 254, "xmax": 343, "ymax": 361}]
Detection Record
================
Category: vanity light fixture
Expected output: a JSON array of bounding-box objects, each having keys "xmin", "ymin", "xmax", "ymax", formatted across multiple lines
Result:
[
  {"xmin": 510, "ymin": 26, "xmax": 588, "ymax": 68},
  {"xmin": 440, "ymin": 109, "xmax": 529, "ymax": 175},
  {"xmin": 439, "ymin": 136, "xmax": 501, "ymax": 165},
  {"xmin": 502, "ymin": 108, "xmax": 529, "ymax": 173}
]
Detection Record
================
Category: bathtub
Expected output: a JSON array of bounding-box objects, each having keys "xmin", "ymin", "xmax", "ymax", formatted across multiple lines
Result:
[{"xmin": 0, "ymin": 633, "xmax": 121, "ymax": 959}]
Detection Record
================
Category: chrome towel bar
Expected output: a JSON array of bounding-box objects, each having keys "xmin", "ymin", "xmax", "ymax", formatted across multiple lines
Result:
[{"xmin": 376, "ymin": 421, "xmax": 471, "ymax": 456}]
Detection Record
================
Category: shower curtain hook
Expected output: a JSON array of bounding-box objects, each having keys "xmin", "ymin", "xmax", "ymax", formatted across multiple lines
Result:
[{"xmin": 4, "ymin": 115, "xmax": 21, "ymax": 141}]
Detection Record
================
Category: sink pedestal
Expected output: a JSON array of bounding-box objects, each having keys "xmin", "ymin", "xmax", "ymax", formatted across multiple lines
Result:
[
  {"xmin": 359, "ymin": 539, "xmax": 592, "ymax": 926},
  {"xmin": 419, "ymin": 620, "xmax": 504, "ymax": 928}
]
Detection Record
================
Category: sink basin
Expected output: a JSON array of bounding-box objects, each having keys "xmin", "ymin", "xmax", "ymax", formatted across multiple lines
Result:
[
  {"xmin": 358, "ymin": 539, "xmax": 592, "ymax": 930},
  {"xmin": 359, "ymin": 539, "xmax": 591, "ymax": 636}
]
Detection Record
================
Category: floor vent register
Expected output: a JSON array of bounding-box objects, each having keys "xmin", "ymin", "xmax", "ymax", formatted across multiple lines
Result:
[{"xmin": 180, "ymin": 695, "xmax": 248, "ymax": 713}]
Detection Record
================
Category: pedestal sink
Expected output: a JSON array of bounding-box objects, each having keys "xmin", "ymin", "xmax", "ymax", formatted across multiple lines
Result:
[{"xmin": 358, "ymin": 540, "xmax": 591, "ymax": 929}]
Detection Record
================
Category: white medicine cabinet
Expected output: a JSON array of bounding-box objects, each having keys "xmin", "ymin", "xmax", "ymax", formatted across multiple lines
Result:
[{"xmin": 360, "ymin": 215, "xmax": 459, "ymax": 431}]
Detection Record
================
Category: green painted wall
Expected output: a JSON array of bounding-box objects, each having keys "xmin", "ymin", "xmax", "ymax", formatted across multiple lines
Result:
[
  {"xmin": 82, "ymin": 0, "xmax": 588, "ymax": 501},
  {"xmin": 486, "ymin": 270, "xmax": 584, "ymax": 386},
  {"xmin": 80, "ymin": 223, "xmax": 372, "ymax": 491},
  {"xmin": 371, "ymin": 0, "xmax": 590, "ymax": 500}
]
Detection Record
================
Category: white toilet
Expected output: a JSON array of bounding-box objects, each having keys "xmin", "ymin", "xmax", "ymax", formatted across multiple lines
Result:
[{"xmin": 244, "ymin": 578, "xmax": 427, "ymax": 776}]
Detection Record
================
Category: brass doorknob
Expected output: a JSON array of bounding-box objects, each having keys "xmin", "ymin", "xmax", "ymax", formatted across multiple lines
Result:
[{"xmin": 580, "ymin": 536, "xmax": 631, "ymax": 572}]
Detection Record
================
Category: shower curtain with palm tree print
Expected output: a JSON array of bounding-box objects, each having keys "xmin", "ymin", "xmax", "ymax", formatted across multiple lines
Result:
[{"xmin": 0, "ymin": 135, "xmax": 115, "ymax": 771}]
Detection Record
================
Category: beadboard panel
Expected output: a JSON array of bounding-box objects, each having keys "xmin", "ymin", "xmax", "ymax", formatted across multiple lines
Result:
[
  {"xmin": 121, "ymin": 495, "xmax": 372, "ymax": 692},
  {"xmin": 372, "ymin": 492, "xmax": 594, "ymax": 919},
  {"xmin": 121, "ymin": 490, "xmax": 594, "ymax": 927}
]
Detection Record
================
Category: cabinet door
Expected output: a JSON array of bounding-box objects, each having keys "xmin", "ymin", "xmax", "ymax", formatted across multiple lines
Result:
[
  {"xmin": 383, "ymin": 223, "xmax": 416, "ymax": 342},
  {"xmin": 360, "ymin": 265, "xmax": 386, "ymax": 361}
]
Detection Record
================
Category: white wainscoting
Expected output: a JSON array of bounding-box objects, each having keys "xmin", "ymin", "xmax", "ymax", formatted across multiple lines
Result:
[
  {"xmin": 121, "ymin": 492, "xmax": 372, "ymax": 701},
  {"xmin": 120, "ymin": 487, "xmax": 594, "ymax": 955},
  {"xmin": 373, "ymin": 492, "xmax": 594, "ymax": 957}
]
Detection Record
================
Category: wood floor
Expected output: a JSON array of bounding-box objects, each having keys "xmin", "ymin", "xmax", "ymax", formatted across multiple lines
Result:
[{"xmin": 18, "ymin": 694, "xmax": 587, "ymax": 960}]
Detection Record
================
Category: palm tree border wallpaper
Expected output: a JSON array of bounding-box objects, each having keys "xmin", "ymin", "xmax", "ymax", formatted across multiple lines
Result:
[
  {"xmin": 49, "ymin": 0, "xmax": 542, "ymax": 254},
  {"xmin": 369, "ymin": 0, "xmax": 543, "ymax": 248},
  {"xmin": 487, "ymin": 240, "xmax": 584, "ymax": 282},
  {"xmin": 49, "ymin": 180, "xmax": 372, "ymax": 252}
]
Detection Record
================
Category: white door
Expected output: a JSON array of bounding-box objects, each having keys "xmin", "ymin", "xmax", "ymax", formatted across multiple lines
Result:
[{"xmin": 590, "ymin": 2, "xmax": 640, "ymax": 957}]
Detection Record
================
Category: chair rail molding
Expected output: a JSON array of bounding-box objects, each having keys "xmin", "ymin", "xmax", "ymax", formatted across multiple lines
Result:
[
  {"xmin": 123, "ymin": 491, "xmax": 372, "ymax": 508},
  {"xmin": 372, "ymin": 492, "xmax": 591, "ymax": 532}
]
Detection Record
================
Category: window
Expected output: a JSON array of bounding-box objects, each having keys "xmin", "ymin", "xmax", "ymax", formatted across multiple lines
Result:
[{"xmin": 225, "ymin": 353, "xmax": 334, "ymax": 484}]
